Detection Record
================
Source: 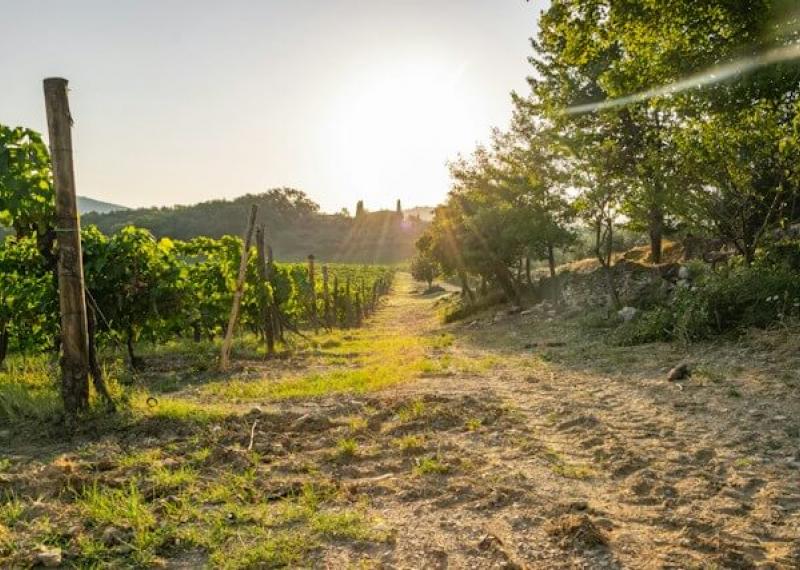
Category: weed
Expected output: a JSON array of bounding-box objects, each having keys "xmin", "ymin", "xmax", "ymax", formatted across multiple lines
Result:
[
  {"xmin": 413, "ymin": 456, "xmax": 449, "ymax": 476},
  {"xmin": 465, "ymin": 418, "xmax": 482, "ymax": 431},
  {"xmin": 0, "ymin": 494, "xmax": 24, "ymax": 526},
  {"xmin": 545, "ymin": 449, "xmax": 595, "ymax": 480},
  {"xmin": 346, "ymin": 416, "xmax": 368, "ymax": 432},
  {"xmin": 393, "ymin": 435, "xmax": 424, "ymax": 453},
  {"xmin": 397, "ymin": 400, "xmax": 426, "ymax": 422},
  {"xmin": 336, "ymin": 438, "xmax": 358, "ymax": 459}
]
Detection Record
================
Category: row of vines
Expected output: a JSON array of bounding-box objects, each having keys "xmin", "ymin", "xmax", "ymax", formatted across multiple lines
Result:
[{"xmin": 0, "ymin": 224, "xmax": 394, "ymax": 367}]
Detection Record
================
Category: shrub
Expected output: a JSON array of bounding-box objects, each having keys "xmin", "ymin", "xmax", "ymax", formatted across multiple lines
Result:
[{"xmin": 614, "ymin": 265, "xmax": 800, "ymax": 345}]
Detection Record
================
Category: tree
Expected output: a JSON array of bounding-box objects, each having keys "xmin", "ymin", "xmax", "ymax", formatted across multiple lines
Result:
[
  {"xmin": 676, "ymin": 101, "xmax": 800, "ymax": 265},
  {"xmin": 410, "ymin": 253, "xmax": 439, "ymax": 289}
]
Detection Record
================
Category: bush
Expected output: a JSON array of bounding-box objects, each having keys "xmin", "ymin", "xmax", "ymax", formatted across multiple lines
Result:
[{"xmin": 614, "ymin": 265, "xmax": 800, "ymax": 345}]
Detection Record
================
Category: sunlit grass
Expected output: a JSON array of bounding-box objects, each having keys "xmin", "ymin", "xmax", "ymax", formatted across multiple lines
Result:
[
  {"xmin": 413, "ymin": 456, "xmax": 449, "ymax": 476},
  {"xmin": 131, "ymin": 392, "xmax": 230, "ymax": 424},
  {"xmin": 0, "ymin": 356, "xmax": 61, "ymax": 424},
  {"xmin": 392, "ymin": 434, "xmax": 425, "ymax": 453}
]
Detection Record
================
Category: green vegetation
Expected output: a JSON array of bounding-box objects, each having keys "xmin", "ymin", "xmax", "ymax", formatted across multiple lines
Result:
[{"xmin": 411, "ymin": 1, "xmax": 800, "ymax": 346}]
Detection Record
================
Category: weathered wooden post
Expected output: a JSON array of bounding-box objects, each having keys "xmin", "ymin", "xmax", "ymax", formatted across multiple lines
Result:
[
  {"xmin": 256, "ymin": 226, "xmax": 275, "ymax": 356},
  {"xmin": 321, "ymin": 265, "xmax": 331, "ymax": 327},
  {"xmin": 44, "ymin": 78, "xmax": 91, "ymax": 425},
  {"xmin": 220, "ymin": 204, "xmax": 258, "ymax": 371},
  {"xmin": 332, "ymin": 275, "xmax": 340, "ymax": 327},
  {"xmin": 266, "ymin": 244, "xmax": 282, "ymax": 341},
  {"xmin": 354, "ymin": 292, "xmax": 362, "ymax": 327},
  {"xmin": 346, "ymin": 276, "xmax": 354, "ymax": 327},
  {"xmin": 307, "ymin": 254, "xmax": 317, "ymax": 331}
]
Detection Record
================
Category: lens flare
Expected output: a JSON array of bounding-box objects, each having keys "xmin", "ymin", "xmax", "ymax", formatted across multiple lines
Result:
[{"xmin": 566, "ymin": 42, "xmax": 800, "ymax": 115}]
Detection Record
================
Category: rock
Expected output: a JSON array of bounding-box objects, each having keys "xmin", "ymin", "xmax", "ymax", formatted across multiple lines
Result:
[
  {"xmin": 33, "ymin": 546, "xmax": 61, "ymax": 567},
  {"xmin": 290, "ymin": 413, "xmax": 332, "ymax": 432},
  {"xmin": 678, "ymin": 266, "xmax": 690, "ymax": 280},
  {"xmin": 102, "ymin": 526, "xmax": 123, "ymax": 545},
  {"xmin": 617, "ymin": 306, "xmax": 638, "ymax": 322},
  {"xmin": 520, "ymin": 309, "xmax": 535, "ymax": 316},
  {"xmin": 667, "ymin": 363, "xmax": 691, "ymax": 381}
]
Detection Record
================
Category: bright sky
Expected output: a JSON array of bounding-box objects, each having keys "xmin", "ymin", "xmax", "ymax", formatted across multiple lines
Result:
[{"xmin": 1, "ymin": 1, "xmax": 543, "ymax": 212}]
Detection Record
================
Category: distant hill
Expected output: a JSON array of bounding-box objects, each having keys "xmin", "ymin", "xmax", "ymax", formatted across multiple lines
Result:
[
  {"xmin": 81, "ymin": 189, "xmax": 428, "ymax": 264},
  {"xmin": 78, "ymin": 196, "xmax": 128, "ymax": 215}
]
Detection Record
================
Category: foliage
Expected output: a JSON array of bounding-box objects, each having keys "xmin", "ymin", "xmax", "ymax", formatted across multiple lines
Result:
[
  {"xmin": 0, "ymin": 223, "xmax": 394, "ymax": 366},
  {"xmin": 0, "ymin": 126, "xmax": 54, "ymax": 239},
  {"xmin": 410, "ymin": 253, "xmax": 439, "ymax": 288},
  {"xmin": 616, "ymin": 265, "xmax": 800, "ymax": 345}
]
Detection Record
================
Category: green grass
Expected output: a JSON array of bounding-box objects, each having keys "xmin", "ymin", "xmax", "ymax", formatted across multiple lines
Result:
[
  {"xmin": 0, "ymin": 494, "xmax": 25, "ymax": 527},
  {"xmin": 132, "ymin": 393, "xmax": 230, "ymax": 424},
  {"xmin": 413, "ymin": 457, "xmax": 449, "ymax": 476},
  {"xmin": 0, "ymin": 357, "xmax": 62, "ymax": 424},
  {"xmin": 149, "ymin": 465, "xmax": 198, "ymax": 491},
  {"xmin": 336, "ymin": 437, "xmax": 359, "ymax": 459},
  {"xmin": 393, "ymin": 435, "xmax": 424, "ymax": 453},
  {"xmin": 397, "ymin": 400, "xmax": 427, "ymax": 422}
]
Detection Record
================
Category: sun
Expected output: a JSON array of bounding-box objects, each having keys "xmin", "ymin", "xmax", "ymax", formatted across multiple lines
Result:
[{"xmin": 320, "ymin": 57, "xmax": 481, "ymax": 208}]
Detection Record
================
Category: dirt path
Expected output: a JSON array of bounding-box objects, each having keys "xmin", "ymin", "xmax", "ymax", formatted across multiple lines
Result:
[{"xmin": 310, "ymin": 273, "xmax": 800, "ymax": 569}]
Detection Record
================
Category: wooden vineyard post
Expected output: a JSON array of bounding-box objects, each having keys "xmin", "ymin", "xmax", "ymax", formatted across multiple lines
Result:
[
  {"xmin": 354, "ymin": 292, "xmax": 362, "ymax": 326},
  {"xmin": 332, "ymin": 275, "xmax": 340, "ymax": 327},
  {"xmin": 220, "ymin": 204, "xmax": 258, "ymax": 371},
  {"xmin": 256, "ymin": 226, "xmax": 275, "ymax": 356},
  {"xmin": 321, "ymin": 265, "xmax": 331, "ymax": 327},
  {"xmin": 266, "ymin": 244, "xmax": 283, "ymax": 342},
  {"xmin": 345, "ymin": 276, "xmax": 352, "ymax": 327},
  {"xmin": 307, "ymin": 254, "xmax": 317, "ymax": 332},
  {"xmin": 44, "ymin": 78, "xmax": 91, "ymax": 426}
]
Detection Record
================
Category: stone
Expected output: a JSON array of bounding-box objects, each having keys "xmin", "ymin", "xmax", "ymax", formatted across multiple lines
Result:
[
  {"xmin": 33, "ymin": 546, "xmax": 61, "ymax": 567},
  {"xmin": 617, "ymin": 306, "xmax": 638, "ymax": 322},
  {"xmin": 678, "ymin": 266, "xmax": 690, "ymax": 280},
  {"xmin": 667, "ymin": 363, "xmax": 691, "ymax": 381}
]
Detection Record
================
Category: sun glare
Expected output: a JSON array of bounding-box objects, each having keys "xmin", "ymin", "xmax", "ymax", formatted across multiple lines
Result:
[{"xmin": 321, "ymin": 58, "xmax": 482, "ymax": 208}]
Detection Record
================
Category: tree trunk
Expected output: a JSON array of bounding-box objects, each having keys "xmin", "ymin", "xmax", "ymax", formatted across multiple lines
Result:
[
  {"xmin": 547, "ymin": 244, "xmax": 557, "ymax": 278},
  {"xmin": 126, "ymin": 327, "xmax": 140, "ymax": 370},
  {"xmin": 525, "ymin": 256, "xmax": 532, "ymax": 285},
  {"xmin": 648, "ymin": 206, "xmax": 664, "ymax": 264},
  {"xmin": 0, "ymin": 325, "xmax": 8, "ymax": 368},
  {"xmin": 493, "ymin": 261, "xmax": 521, "ymax": 306},
  {"xmin": 459, "ymin": 271, "xmax": 475, "ymax": 304}
]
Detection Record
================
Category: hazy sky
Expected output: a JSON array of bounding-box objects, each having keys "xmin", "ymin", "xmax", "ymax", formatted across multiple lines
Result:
[{"xmin": 1, "ymin": 1, "xmax": 543, "ymax": 212}]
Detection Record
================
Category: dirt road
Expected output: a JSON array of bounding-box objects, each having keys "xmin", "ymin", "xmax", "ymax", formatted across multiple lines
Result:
[{"xmin": 310, "ymin": 273, "xmax": 800, "ymax": 568}]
